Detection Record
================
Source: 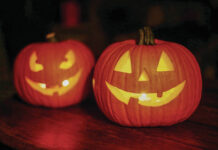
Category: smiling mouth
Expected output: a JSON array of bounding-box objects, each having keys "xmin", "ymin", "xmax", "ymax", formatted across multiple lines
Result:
[
  {"xmin": 105, "ymin": 80, "xmax": 186, "ymax": 107},
  {"xmin": 25, "ymin": 69, "xmax": 82, "ymax": 96}
]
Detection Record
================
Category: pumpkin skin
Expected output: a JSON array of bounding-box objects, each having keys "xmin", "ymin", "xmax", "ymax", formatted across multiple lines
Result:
[
  {"xmin": 14, "ymin": 40, "xmax": 95, "ymax": 108},
  {"xmin": 93, "ymin": 38, "xmax": 202, "ymax": 127}
]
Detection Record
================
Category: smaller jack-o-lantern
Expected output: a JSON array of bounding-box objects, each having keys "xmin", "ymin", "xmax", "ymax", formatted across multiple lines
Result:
[
  {"xmin": 14, "ymin": 33, "xmax": 95, "ymax": 108},
  {"xmin": 93, "ymin": 27, "xmax": 202, "ymax": 126}
]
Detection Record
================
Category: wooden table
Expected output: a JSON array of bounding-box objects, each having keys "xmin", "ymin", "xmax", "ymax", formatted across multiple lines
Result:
[{"xmin": 0, "ymin": 81, "xmax": 217, "ymax": 150}]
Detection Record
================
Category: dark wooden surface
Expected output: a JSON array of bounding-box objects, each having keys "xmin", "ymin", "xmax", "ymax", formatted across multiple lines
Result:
[{"xmin": 0, "ymin": 80, "xmax": 217, "ymax": 150}]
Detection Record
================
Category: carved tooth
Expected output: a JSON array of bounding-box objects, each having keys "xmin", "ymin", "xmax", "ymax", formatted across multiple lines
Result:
[{"xmin": 157, "ymin": 92, "xmax": 163, "ymax": 97}]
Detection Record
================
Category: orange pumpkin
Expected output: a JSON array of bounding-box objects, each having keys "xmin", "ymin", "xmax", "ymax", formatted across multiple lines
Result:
[
  {"xmin": 93, "ymin": 27, "xmax": 202, "ymax": 126},
  {"xmin": 14, "ymin": 34, "xmax": 95, "ymax": 108}
]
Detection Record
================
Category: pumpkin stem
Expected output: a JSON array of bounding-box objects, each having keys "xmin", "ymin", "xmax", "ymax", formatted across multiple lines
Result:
[
  {"xmin": 138, "ymin": 27, "xmax": 155, "ymax": 45},
  {"xmin": 46, "ymin": 32, "xmax": 57, "ymax": 42},
  {"xmin": 138, "ymin": 29, "xmax": 145, "ymax": 45}
]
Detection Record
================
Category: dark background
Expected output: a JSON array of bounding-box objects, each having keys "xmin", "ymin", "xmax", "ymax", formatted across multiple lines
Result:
[
  {"xmin": 0, "ymin": 0, "xmax": 217, "ymax": 82},
  {"xmin": 0, "ymin": 0, "xmax": 217, "ymax": 80}
]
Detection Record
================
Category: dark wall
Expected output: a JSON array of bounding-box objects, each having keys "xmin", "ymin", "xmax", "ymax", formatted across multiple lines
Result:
[
  {"xmin": 0, "ymin": 0, "xmax": 60, "ymax": 67},
  {"xmin": 0, "ymin": 0, "xmax": 217, "ymax": 79}
]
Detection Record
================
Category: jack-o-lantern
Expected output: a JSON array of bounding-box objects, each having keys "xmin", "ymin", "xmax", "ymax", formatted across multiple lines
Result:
[
  {"xmin": 93, "ymin": 27, "xmax": 202, "ymax": 126},
  {"xmin": 14, "ymin": 33, "xmax": 95, "ymax": 108}
]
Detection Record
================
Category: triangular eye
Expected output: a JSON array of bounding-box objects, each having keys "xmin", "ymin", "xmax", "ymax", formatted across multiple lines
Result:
[
  {"xmin": 59, "ymin": 50, "xmax": 75, "ymax": 69},
  {"xmin": 114, "ymin": 51, "xmax": 132, "ymax": 73},
  {"xmin": 157, "ymin": 51, "xmax": 174, "ymax": 72},
  {"xmin": 29, "ymin": 51, "xmax": 44, "ymax": 72}
]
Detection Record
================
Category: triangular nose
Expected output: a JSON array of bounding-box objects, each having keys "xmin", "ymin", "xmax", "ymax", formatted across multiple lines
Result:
[{"xmin": 138, "ymin": 70, "xmax": 149, "ymax": 81}]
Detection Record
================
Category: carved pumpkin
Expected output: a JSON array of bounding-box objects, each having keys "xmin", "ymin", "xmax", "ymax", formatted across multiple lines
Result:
[
  {"xmin": 93, "ymin": 27, "xmax": 202, "ymax": 126},
  {"xmin": 14, "ymin": 33, "xmax": 95, "ymax": 108}
]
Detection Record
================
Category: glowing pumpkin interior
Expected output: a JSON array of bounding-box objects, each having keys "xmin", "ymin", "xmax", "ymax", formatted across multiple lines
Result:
[
  {"xmin": 105, "ymin": 50, "xmax": 186, "ymax": 107},
  {"xmin": 26, "ymin": 50, "xmax": 82, "ymax": 96}
]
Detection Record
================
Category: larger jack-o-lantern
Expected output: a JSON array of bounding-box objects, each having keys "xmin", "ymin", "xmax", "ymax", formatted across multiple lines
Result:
[
  {"xmin": 93, "ymin": 27, "xmax": 202, "ymax": 126},
  {"xmin": 14, "ymin": 33, "xmax": 95, "ymax": 108}
]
